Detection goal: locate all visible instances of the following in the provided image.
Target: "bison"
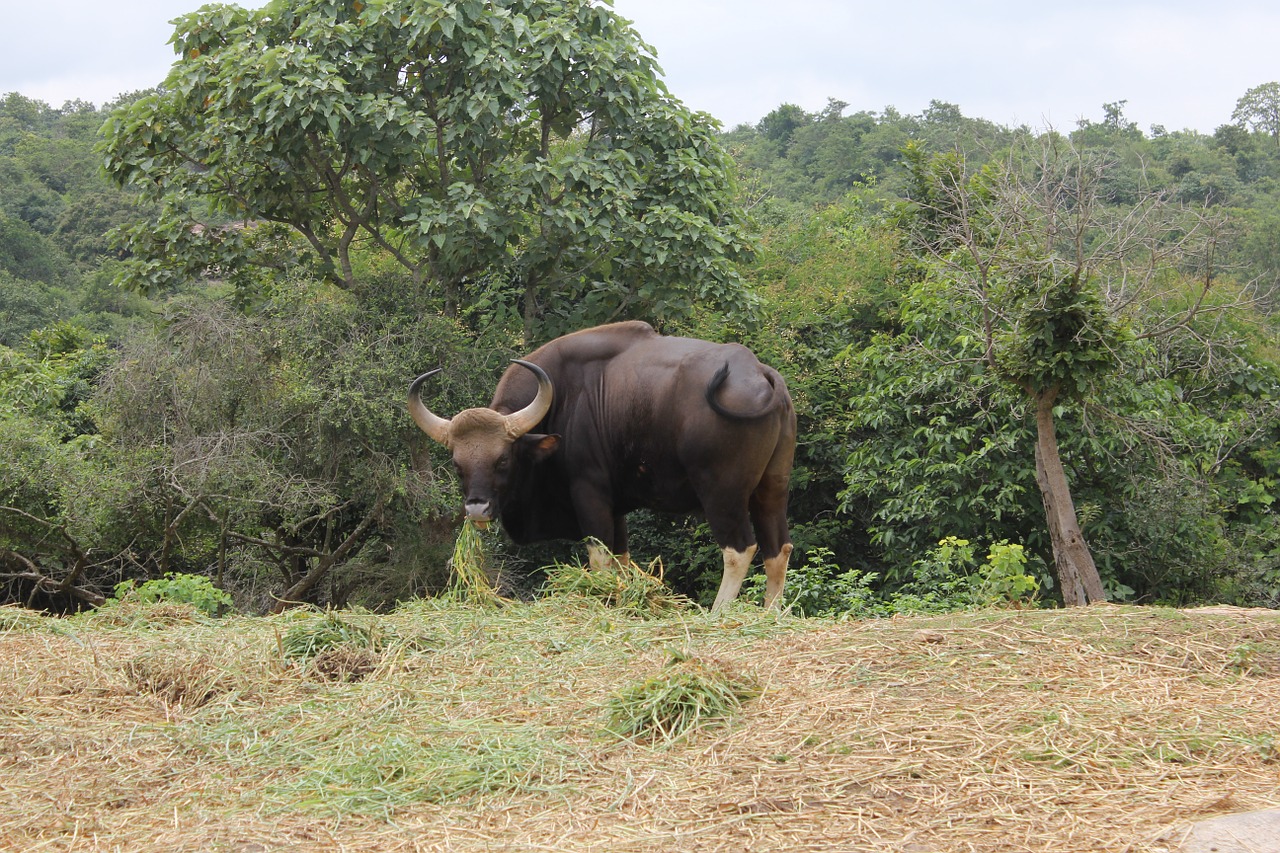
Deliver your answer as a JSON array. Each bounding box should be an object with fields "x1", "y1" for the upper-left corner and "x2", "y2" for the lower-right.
[{"x1": 408, "y1": 321, "x2": 796, "y2": 610}]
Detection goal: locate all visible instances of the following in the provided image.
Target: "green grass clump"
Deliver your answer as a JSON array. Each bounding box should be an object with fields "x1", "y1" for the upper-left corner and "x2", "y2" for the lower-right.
[
  {"x1": 279, "y1": 611, "x2": 379, "y2": 662},
  {"x1": 281, "y1": 723, "x2": 574, "y2": 814},
  {"x1": 0, "y1": 605, "x2": 60, "y2": 633},
  {"x1": 606, "y1": 652, "x2": 760, "y2": 742},
  {"x1": 542, "y1": 553, "x2": 689, "y2": 616}
]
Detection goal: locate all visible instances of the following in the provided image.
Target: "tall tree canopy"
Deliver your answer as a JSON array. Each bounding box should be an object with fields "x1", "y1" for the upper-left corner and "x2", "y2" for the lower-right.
[
  {"x1": 100, "y1": 0, "x2": 753, "y2": 340},
  {"x1": 1233, "y1": 82, "x2": 1280, "y2": 146}
]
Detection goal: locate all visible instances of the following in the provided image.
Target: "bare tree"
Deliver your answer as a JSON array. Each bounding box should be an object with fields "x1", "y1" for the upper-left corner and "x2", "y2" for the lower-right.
[{"x1": 904, "y1": 131, "x2": 1242, "y2": 604}]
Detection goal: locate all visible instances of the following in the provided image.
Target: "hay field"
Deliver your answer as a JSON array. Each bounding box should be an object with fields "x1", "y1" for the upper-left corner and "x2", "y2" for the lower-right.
[{"x1": 2, "y1": 598, "x2": 1278, "y2": 852}]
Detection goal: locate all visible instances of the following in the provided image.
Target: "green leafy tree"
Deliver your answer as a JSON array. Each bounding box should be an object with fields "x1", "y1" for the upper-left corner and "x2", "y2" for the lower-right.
[
  {"x1": 88, "y1": 279, "x2": 497, "y2": 611},
  {"x1": 100, "y1": 0, "x2": 753, "y2": 341},
  {"x1": 756, "y1": 103, "x2": 810, "y2": 143},
  {"x1": 0, "y1": 214, "x2": 73, "y2": 285},
  {"x1": 0, "y1": 325, "x2": 113, "y2": 609},
  {"x1": 1232, "y1": 82, "x2": 1280, "y2": 146}
]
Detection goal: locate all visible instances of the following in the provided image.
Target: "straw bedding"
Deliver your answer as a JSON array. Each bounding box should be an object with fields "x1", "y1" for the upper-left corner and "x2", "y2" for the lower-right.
[{"x1": 1, "y1": 601, "x2": 1277, "y2": 852}]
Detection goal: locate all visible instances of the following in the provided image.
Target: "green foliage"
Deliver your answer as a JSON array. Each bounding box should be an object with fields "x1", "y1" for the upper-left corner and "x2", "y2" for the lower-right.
[
  {"x1": 1232, "y1": 82, "x2": 1280, "y2": 144},
  {"x1": 83, "y1": 282, "x2": 485, "y2": 609},
  {"x1": 744, "y1": 538, "x2": 1041, "y2": 619},
  {"x1": 890, "y1": 537, "x2": 1041, "y2": 613},
  {"x1": 0, "y1": 273, "x2": 66, "y2": 348},
  {"x1": 745, "y1": 546, "x2": 884, "y2": 618},
  {"x1": 605, "y1": 651, "x2": 759, "y2": 742},
  {"x1": 100, "y1": 0, "x2": 754, "y2": 338},
  {"x1": 841, "y1": 300, "x2": 1040, "y2": 564},
  {"x1": 0, "y1": 214, "x2": 73, "y2": 284},
  {"x1": 977, "y1": 542, "x2": 1042, "y2": 605},
  {"x1": 8, "y1": 66, "x2": 1280, "y2": 614},
  {"x1": 889, "y1": 536, "x2": 985, "y2": 613},
  {"x1": 994, "y1": 272, "x2": 1122, "y2": 398},
  {"x1": 113, "y1": 572, "x2": 234, "y2": 616}
]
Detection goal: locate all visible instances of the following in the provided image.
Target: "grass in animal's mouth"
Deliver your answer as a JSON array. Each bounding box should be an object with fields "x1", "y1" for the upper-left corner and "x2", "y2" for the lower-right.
[{"x1": 447, "y1": 519, "x2": 502, "y2": 605}]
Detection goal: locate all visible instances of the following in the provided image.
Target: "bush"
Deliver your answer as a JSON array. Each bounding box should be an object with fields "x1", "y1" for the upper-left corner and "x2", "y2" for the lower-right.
[
  {"x1": 748, "y1": 537, "x2": 1042, "y2": 620},
  {"x1": 114, "y1": 573, "x2": 234, "y2": 616},
  {"x1": 745, "y1": 546, "x2": 885, "y2": 618}
]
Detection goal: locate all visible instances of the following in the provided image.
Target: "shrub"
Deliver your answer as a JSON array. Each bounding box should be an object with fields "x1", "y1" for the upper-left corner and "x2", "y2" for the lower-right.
[
  {"x1": 975, "y1": 541, "x2": 1041, "y2": 606},
  {"x1": 745, "y1": 546, "x2": 886, "y2": 618},
  {"x1": 113, "y1": 572, "x2": 233, "y2": 616}
]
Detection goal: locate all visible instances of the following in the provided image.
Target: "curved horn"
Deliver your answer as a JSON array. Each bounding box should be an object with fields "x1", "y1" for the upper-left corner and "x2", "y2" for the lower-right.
[
  {"x1": 503, "y1": 359, "x2": 554, "y2": 438},
  {"x1": 407, "y1": 368, "x2": 453, "y2": 445}
]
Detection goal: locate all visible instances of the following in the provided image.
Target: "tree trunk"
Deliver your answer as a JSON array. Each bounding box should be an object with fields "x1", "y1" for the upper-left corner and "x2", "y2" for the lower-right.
[{"x1": 1033, "y1": 389, "x2": 1107, "y2": 606}]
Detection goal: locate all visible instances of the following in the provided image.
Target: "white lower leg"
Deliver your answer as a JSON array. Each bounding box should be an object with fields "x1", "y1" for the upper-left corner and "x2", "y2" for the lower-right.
[
  {"x1": 711, "y1": 544, "x2": 758, "y2": 612},
  {"x1": 588, "y1": 543, "x2": 611, "y2": 571},
  {"x1": 762, "y1": 543, "x2": 793, "y2": 609},
  {"x1": 587, "y1": 544, "x2": 631, "y2": 570}
]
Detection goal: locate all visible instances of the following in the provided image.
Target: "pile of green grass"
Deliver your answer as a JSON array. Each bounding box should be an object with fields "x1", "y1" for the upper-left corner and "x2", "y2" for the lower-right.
[
  {"x1": 541, "y1": 553, "x2": 690, "y2": 616},
  {"x1": 606, "y1": 650, "x2": 760, "y2": 742}
]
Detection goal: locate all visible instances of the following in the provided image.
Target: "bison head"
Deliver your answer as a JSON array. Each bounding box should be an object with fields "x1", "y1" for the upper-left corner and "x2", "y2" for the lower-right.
[{"x1": 408, "y1": 359, "x2": 558, "y2": 528}]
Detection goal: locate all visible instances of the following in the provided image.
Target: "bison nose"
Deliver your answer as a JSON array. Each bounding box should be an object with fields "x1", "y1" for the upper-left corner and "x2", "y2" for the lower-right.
[{"x1": 464, "y1": 498, "x2": 493, "y2": 523}]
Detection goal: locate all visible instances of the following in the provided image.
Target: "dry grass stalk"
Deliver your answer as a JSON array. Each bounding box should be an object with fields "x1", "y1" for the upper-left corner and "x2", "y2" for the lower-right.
[{"x1": 0, "y1": 602, "x2": 1277, "y2": 851}]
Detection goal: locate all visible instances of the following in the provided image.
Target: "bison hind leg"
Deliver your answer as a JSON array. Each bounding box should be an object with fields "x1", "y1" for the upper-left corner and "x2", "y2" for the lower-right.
[
  {"x1": 762, "y1": 543, "x2": 793, "y2": 608},
  {"x1": 710, "y1": 544, "x2": 758, "y2": 613}
]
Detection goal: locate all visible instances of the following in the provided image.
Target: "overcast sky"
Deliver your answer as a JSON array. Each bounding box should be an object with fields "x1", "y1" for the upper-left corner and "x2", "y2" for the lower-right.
[{"x1": 4, "y1": 1, "x2": 1277, "y2": 134}]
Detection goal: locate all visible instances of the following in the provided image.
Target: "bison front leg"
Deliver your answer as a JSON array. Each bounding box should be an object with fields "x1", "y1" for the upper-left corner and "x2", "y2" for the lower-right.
[
  {"x1": 573, "y1": 482, "x2": 631, "y2": 570},
  {"x1": 711, "y1": 544, "x2": 758, "y2": 613},
  {"x1": 587, "y1": 542, "x2": 631, "y2": 570}
]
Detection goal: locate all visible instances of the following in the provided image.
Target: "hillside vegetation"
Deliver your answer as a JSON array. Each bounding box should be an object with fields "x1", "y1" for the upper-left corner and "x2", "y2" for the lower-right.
[
  {"x1": 3, "y1": 2, "x2": 1280, "y2": 613},
  {"x1": 2, "y1": 597, "x2": 1278, "y2": 851}
]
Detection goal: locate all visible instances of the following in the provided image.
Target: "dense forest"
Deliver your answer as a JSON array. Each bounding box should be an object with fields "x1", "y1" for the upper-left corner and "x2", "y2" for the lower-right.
[{"x1": 4, "y1": 0, "x2": 1280, "y2": 614}]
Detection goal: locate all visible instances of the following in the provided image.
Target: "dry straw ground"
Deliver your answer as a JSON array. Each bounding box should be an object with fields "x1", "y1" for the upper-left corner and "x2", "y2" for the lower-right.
[{"x1": 2, "y1": 598, "x2": 1278, "y2": 852}]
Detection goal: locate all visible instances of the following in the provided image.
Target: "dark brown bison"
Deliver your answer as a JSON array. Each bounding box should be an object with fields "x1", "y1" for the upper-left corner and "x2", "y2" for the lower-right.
[{"x1": 408, "y1": 321, "x2": 796, "y2": 610}]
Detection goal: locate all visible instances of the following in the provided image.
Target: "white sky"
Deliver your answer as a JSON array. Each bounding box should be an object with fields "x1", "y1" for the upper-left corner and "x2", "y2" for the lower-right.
[{"x1": 3, "y1": 0, "x2": 1277, "y2": 134}]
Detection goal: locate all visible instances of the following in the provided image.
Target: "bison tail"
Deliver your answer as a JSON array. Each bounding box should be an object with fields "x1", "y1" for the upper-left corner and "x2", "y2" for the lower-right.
[{"x1": 705, "y1": 362, "x2": 781, "y2": 420}]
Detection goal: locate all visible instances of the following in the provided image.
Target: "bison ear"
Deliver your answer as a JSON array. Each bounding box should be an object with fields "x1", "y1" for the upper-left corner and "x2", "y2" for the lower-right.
[{"x1": 519, "y1": 433, "x2": 560, "y2": 461}]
